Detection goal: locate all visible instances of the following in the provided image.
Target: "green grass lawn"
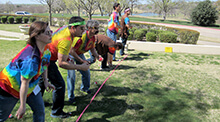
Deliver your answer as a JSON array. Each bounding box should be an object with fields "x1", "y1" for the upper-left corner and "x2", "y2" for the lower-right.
[{"x1": 1, "y1": 40, "x2": 219, "y2": 122}]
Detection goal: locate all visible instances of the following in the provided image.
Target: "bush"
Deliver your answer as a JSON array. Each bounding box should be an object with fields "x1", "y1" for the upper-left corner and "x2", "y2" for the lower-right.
[
  {"x1": 191, "y1": 0, "x2": 218, "y2": 26},
  {"x1": 23, "y1": 17, "x2": 29, "y2": 23},
  {"x1": 1, "y1": 16, "x2": 7, "y2": 23},
  {"x1": 8, "y1": 16, "x2": 14, "y2": 24},
  {"x1": 159, "y1": 31, "x2": 178, "y2": 43},
  {"x1": 178, "y1": 30, "x2": 200, "y2": 44},
  {"x1": 29, "y1": 17, "x2": 36, "y2": 22},
  {"x1": 134, "y1": 29, "x2": 145, "y2": 41},
  {"x1": 15, "y1": 16, "x2": 22, "y2": 24},
  {"x1": 146, "y1": 32, "x2": 157, "y2": 42},
  {"x1": 127, "y1": 31, "x2": 134, "y2": 40}
]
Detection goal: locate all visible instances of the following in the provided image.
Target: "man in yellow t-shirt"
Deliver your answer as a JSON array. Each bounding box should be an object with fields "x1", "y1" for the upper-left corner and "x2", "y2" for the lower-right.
[
  {"x1": 46, "y1": 16, "x2": 90, "y2": 118},
  {"x1": 67, "y1": 20, "x2": 102, "y2": 104}
]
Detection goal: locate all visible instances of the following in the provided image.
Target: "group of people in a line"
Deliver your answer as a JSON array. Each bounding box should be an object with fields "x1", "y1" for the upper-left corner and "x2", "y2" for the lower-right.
[{"x1": 0, "y1": 2, "x2": 132, "y2": 121}]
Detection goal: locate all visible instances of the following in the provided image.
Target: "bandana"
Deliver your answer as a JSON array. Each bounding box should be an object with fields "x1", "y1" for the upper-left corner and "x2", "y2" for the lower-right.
[
  {"x1": 124, "y1": 8, "x2": 130, "y2": 13},
  {"x1": 69, "y1": 21, "x2": 86, "y2": 26}
]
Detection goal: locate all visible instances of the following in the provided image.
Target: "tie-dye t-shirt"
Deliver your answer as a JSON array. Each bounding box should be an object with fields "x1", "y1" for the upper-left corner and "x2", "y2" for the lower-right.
[
  {"x1": 108, "y1": 12, "x2": 120, "y2": 34},
  {"x1": 72, "y1": 31, "x2": 95, "y2": 55},
  {"x1": 0, "y1": 44, "x2": 51, "y2": 98},
  {"x1": 49, "y1": 26, "x2": 73, "y2": 61}
]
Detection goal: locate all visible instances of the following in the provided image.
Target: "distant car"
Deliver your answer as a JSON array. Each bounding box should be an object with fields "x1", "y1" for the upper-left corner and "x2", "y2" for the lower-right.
[{"x1": 15, "y1": 11, "x2": 32, "y2": 15}]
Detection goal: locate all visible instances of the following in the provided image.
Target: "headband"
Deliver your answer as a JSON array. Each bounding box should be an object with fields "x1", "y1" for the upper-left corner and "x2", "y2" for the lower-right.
[
  {"x1": 69, "y1": 21, "x2": 85, "y2": 26},
  {"x1": 124, "y1": 8, "x2": 130, "y2": 13}
]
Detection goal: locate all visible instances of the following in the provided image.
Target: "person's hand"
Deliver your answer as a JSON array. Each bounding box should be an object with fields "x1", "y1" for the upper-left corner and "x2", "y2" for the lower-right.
[
  {"x1": 98, "y1": 55, "x2": 103, "y2": 62},
  {"x1": 80, "y1": 62, "x2": 90, "y2": 71},
  {"x1": 44, "y1": 81, "x2": 55, "y2": 92},
  {"x1": 82, "y1": 60, "x2": 90, "y2": 65},
  {"x1": 16, "y1": 105, "x2": 26, "y2": 119}
]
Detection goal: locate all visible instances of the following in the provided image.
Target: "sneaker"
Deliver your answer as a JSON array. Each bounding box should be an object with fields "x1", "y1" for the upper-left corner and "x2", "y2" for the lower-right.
[
  {"x1": 68, "y1": 98, "x2": 76, "y2": 105},
  {"x1": 50, "y1": 111, "x2": 70, "y2": 118},
  {"x1": 80, "y1": 89, "x2": 91, "y2": 94},
  {"x1": 113, "y1": 59, "x2": 119, "y2": 61}
]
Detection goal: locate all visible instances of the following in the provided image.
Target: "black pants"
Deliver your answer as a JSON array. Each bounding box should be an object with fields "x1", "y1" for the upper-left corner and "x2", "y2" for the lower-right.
[
  {"x1": 101, "y1": 53, "x2": 108, "y2": 68},
  {"x1": 39, "y1": 61, "x2": 65, "y2": 114}
]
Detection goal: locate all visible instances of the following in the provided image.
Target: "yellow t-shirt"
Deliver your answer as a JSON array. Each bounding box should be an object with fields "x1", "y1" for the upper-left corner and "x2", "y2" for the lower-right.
[{"x1": 49, "y1": 26, "x2": 73, "y2": 61}]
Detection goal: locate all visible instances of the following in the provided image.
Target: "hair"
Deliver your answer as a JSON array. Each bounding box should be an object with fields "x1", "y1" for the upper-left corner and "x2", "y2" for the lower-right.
[
  {"x1": 86, "y1": 20, "x2": 99, "y2": 30},
  {"x1": 124, "y1": 7, "x2": 130, "y2": 12},
  {"x1": 27, "y1": 21, "x2": 48, "y2": 47},
  {"x1": 68, "y1": 16, "x2": 85, "y2": 29},
  {"x1": 115, "y1": 42, "x2": 123, "y2": 49},
  {"x1": 113, "y1": 3, "x2": 120, "y2": 10}
]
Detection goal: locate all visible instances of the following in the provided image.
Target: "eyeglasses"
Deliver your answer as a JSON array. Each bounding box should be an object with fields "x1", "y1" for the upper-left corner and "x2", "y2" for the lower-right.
[
  {"x1": 92, "y1": 27, "x2": 99, "y2": 30},
  {"x1": 44, "y1": 30, "x2": 53, "y2": 36}
]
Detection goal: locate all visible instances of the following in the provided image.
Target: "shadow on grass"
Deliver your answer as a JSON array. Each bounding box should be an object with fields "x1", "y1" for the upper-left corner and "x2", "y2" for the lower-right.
[
  {"x1": 72, "y1": 82, "x2": 211, "y2": 121},
  {"x1": 73, "y1": 85, "x2": 143, "y2": 121},
  {"x1": 125, "y1": 52, "x2": 153, "y2": 61}
]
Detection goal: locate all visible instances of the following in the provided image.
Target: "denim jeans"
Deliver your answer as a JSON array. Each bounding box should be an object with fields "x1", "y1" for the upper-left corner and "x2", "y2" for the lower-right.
[
  {"x1": 107, "y1": 29, "x2": 117, "y2": 60},
  {"x1": 67, "y1": 54, "x2": 91, "y2": 101},
  {"x1": 47, "y1": 61, "x2": 66, "y2": 115},
  {"x1": 0, "y1": 91, "x2": 45, "y2": 122},
  {"x1": 120, "y1": 37, "x2": 127, "y2": 55}
]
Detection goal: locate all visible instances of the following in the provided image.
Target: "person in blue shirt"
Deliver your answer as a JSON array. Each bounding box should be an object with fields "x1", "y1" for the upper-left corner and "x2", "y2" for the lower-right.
[{"x1": 119, "y1": 7, "x2": 132, "y2": 56}]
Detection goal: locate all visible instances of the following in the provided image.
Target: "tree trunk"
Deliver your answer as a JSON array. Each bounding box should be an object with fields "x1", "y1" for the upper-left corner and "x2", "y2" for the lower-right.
[
  {"x1": 78, "y1": 7, "x2": 80, "y2": 16},
  {"x1": 49, "y1": 4, "x2": 52, "y2": 26},
  {"x1": 98, "y1": 4, "x2": 103, "y2": 16}
]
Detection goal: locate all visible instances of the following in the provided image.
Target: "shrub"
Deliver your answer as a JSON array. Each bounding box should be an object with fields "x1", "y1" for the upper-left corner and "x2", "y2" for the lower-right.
[
  {"x1": 148, "y1": 29, "x2": 163, "y2": 35},
  {"x1": 178, "y1": 30, "x2": 200, "y2": 44},
  {"x1": 23, "y1": 17, "x2": 29, "y2": 23},
  {"x1": 29, "y1": 17, "x2": 36, "y2": 22},
  {"x1": 146, "y1": 32, "x2": 157, "y2": 42},
  {"x1": 15, "y1": 16, "x2": 22, "y2": 24},
  {"x1": 191, "y1": 0, "x2": 218, "y2": 26},
  {"x1": 127, "y1": 31, "x2": 134, "y2": 40},
  {"x1": 159, "y1": 31, "x2": 178, "y2": 43},
  {"x1": 1, "y1": 16, "x2": 7, "y2": 23},
  {"x1": 134, "y1": 29, "x2": 145, "y2": 41},
  {"x1": 141, "y1": 28, "x2": 148, "y2": 34},
  {"x1": 8, "y1": 16, "x2": 14, "y2": 24}
]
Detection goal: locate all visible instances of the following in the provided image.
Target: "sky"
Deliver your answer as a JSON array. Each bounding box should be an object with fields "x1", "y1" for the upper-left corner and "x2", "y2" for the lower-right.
[
  {"x1": 0, "y1": 0, "x2": 218, "y2": 4},
  {"x1": 0, "y1": 0, "x2": 40, "y2": 4}
]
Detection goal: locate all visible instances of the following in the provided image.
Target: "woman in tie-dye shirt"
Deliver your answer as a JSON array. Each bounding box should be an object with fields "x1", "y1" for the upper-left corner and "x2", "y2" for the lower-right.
[{"x1": 0, "y1": 21, "x2": 55, "y2": 122}]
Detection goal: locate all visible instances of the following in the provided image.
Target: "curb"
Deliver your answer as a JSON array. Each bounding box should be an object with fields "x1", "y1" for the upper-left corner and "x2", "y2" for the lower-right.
[{"x1": 119, "y1": 40, "x2": 220, "y2": 55}]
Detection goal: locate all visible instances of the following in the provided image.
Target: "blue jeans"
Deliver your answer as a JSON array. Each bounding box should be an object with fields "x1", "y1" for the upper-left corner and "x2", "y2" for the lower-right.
[
  {"x1": 120, "y1": 37, "x2": 127, "y2": 55},
  {"x1": 0, "y1": 90, "x2": 44, "y2": 122},
  {"x1": 107, "y1": 29, "x2": 117, "y2": 60},
  {"x1": 67, "y1": 54, "x2": 91, "y2": 101}
]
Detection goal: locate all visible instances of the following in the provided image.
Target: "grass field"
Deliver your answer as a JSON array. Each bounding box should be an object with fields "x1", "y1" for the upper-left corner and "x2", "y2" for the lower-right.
[{"x1": 1, "y1": 40, "x2": 219, "y2": 122}]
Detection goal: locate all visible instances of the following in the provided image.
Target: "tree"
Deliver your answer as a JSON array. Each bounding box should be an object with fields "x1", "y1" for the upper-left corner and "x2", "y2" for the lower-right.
[
  {"x1": 78, "y1": 0, "x2": 99, "y2": 19},
  {"x1": 148, "y1": 0, "x2": 175, "y2": 20},
  {"x1": 63, "y1": 0, "x2": 80, "y2": 16},
  {"x1": 129, "y1": 0, "x2": 139, "y2": 15},
  {"x1": 191, "y1": 0, "x2": 218, "y2": 26},
  {"x1": 36, "y1": 0, "x2": 55, "y2": 26},
  {"x1": 5, "y1": 1, "x2": 14, "y2": 13},
  {"x1": 52, "y1": 0, "x2": 66, "y2": 13}
]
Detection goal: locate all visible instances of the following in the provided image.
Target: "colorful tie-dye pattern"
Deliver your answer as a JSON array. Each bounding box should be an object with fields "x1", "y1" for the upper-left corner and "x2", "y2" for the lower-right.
[
  {"x1": 72, "y1": 31, "x2": 95, "y2": 55},
  {"x1": 49, "y1": 26, "x2": 73, "y2": 61},
  {"x1": 108, "y1": 12, "x2": 120, "y2": 34},
  {"x1": 0, "y1": 44, "x2": 51, "y2": 98}
]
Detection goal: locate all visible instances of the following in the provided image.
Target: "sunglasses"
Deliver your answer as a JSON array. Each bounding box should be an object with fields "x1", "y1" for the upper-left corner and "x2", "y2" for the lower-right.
[
  {"x1": 44, "y1": 30, "x2": 53, "y2": 36},
  {"x1": 92, "y1": 27, "x2": 99, "y2": 30}
]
